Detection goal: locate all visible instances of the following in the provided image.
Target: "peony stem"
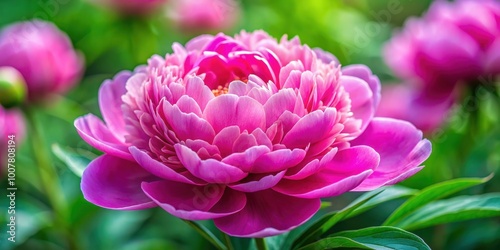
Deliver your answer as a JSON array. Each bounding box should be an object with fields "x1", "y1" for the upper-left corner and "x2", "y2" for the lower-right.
[
  {"x1": 23, "y1": 106, "x2": 78, "y2": 250},
  {"x1": 182, "y1": 220, "x2": 227, "y2": 250},
  {"x1": 255, "y1": 238, "x2": 268, "y2": 250},
  {"x1": 223, "y1": 233, "x2": 234, "y2": 250}
]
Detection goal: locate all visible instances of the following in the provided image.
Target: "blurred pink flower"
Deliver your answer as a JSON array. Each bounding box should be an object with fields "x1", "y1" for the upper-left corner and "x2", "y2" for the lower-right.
[
  {"x1": 382, "y1": 0, "x2": 500, "y2": 131},
  {"x1": 0, "y1": 106, "x2": 25, "y2": 175},
  {"x1": 168, "y1": 0, "x2": 239, "y2": 32},
  {"x1": 75, "y1": 31, "x2": 431, "y2": 237},
  {"x1": 91, "y1": 0, "x2": 168, "y2": 15},
  {"x1": 385, "y1": 0, "x2": 500, "y2": 84},
  {"x1": 0, "y1": 20, "x2": 83, "y2": 102},
  {"x1": 376, "y1": 83, "x2": 455, "y2": 132}
]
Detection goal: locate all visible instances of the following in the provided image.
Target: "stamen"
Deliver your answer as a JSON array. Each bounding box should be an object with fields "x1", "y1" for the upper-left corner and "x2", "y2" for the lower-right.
[{"x1": 212, "y1": 85, "x2": 229, "y2": 96}]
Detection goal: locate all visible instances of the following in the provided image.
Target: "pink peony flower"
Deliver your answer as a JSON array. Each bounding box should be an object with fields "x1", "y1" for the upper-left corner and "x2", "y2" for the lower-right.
[
  {"x1": 75, "y1": 31, "x2": 431, "y2": 237},
  {"x1": 0, "y1": 20, "x2": 83, "y2": 102},
  {"x1": 90, "y1": 0, "x2": 168, "y2": 15},
  {"x1": 0, "y1": 106, "x2": 25, "y2": 175},
  {"x1": 384, "y1": 0, "x2": 500, "y2": 84},
  {"x1": 168, "y1": 0, "x2": 240, "y2": 32},
  {"x1": 381, "y1": 0, "x2": 500, "y2": 131}
]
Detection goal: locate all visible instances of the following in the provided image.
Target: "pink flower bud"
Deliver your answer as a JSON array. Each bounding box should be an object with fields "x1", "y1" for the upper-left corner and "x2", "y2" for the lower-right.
[
  {"x1": 0, "y1": 67, "x2": 27, "y2": 108},
  {"x1": 0, "y1": 20, "x2": 83, "y2": 102}
]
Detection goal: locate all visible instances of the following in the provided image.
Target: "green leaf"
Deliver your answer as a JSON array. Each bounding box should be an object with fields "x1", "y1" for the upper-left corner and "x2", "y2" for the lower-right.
[
  {"x1": 183, "y1": 220, "x2": 227, "y2": 250},
  {"x1": 383, "y1": 176, "x2": 492, "y2": 226},
  {"x1": 292, "y1": 189, "x2": 384, "y2": 249},
  {"x1": 121, "y1": 239, "x2": 176, "y2": 250},
  {"x1": 299, "y1": 227, "x2": 430, "y2": 250},
  {"x1": 320, "y1": 201, "x2": 332, "y2": 209},
  {"x1": 346, "y1": 185, "x2": 418, "y2": 219},
  {"x1": 393, "y1": 193, "x2": 500, "y2": 230},
  {"x1": 52, "y1": 144, "x2": 95, "y2": 177}
]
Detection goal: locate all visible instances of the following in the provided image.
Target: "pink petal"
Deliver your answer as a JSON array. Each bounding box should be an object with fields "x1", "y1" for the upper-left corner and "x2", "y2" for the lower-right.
[
  {"x1": 81, "y1": 155, "x2": 157, "y2": 210},
  {"x1": 163, "y1": 101, "x2": 215, "y2": 143},
  {"x1": 263, "y1": 88, "x2": 300, "y2": 128},
  {"x1": 342, "y1": 65, "x2": 381, "y2": 109},
  {"x1": 214, "y1": 189, "x2": 320, "y2": 237},
  {"x1": 485, "y1": 38, "x2": 500, "y2": 75},
  {"x1": 279, "y1": 62, "x2": 304, "y2": 89},
  {"x1": 213, "y1": 126, "x2": 241, "y2": 157},
  {"x1": 229, "y1": 171, "x2": 286, "y2": 192},
  {"x1": 251, "y1": 128, "x2": 273, "y2": 150},
  {"x1": 285, "y1": 148, "x2": 338, "y2": 180},
  {"x1": 247, "y1": 87, "x2": 272, "y2": 105},
  {"x1": 272, "y1": 146, "x2": 378, "y2": 198},
  {"x1": 142, "y1": 181, "x2": 246, "y2": 220},
  {"x1": 98, "y1": 71, "x2": 131, "y2": 139},
  {"x1": 251, "y1": 148, "x2": 306, "y2": 173},
  {"x1": 74, "y1": 114, "x2": 133, "y2": 161},
  {"x1": 281, "y1": 108, "x2": 337, "y2": 149},
  {"x1": 175, "y1": 95, "x2": 202, "y2": 117},
  {"x1": 184, "y1": 76, "x2": 214, "y2": 111},
  {"x1": 130, "y1": 146, "x2": 205, "y2": 185},
  {"x1": 222, "y1": 146, "x2": 270, "y2": 172},
  {"x1": 203, "y1": 95, "x2": 266, "y2": 133},
  {"x1": 175, "y1": 144, "x2": 248, "y2": 183},
  {"x1": 352, "y1": 118, "x2": 431, "y2": 191},
  {"x1": 232, "y1": 132, "x2": 258, "y2": 153},
  {"x1": 340, "y1": 75, "x2": 374, "y2": 132},
  {"x1": 313, "y1": 47, "x2": 339, "y2": 64}
]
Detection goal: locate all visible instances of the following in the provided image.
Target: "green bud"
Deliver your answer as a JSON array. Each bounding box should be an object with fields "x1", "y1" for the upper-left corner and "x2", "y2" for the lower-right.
[{"x1": 0, "y1": 66, "x2": 27, "y2": 108}]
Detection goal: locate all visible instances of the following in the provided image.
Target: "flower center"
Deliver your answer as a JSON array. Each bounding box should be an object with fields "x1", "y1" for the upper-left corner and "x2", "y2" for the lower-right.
[
  {"x1": 212, "y1": 85, "x2": 229, "y2": 96},
  {"x1": 210, "y1": 76, "x2": 249, "y2": 97}
]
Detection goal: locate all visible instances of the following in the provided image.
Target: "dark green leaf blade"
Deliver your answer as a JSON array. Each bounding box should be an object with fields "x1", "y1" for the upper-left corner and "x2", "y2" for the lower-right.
[
  {"x1": 347, "y1": 185, "x2": 418, "y2": 219},
  {"x1": 299, "y1": 226, "x2": 430, "y2": 250},
  {"x1": 394, "y1": 193, "x2": 500, "y2": 231},
  {"x1": 52, "y1": 144, "x2": 95, "y2": 177},
  {"x1": 182, "y1": 220, "x2": 227, "y2": 250},
  {"x1": 292, "y1": 189, "x2": 384, "y2": 249},
  {"x1": 383, "y1": 176, "x2": 492, "y2": 226}
]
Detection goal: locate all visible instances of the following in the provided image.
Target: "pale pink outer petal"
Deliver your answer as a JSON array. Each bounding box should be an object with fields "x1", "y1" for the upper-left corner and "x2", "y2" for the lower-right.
[
  {"x1": 272, "y1": 146, "x2": 378, "y2": 198},
  {"x1": 214, "y1": 189, "x2": 320, "y2": 237},
  {"x1": 142, "y1": 180, "x2": 246, "y2": 220},
  {"x1": 352, "y1": 117, "x2": 432, "y2": 191},
  {"x1": 81, "y1": 155, "x2": 157, "y2": 210},
  {"x1": 74, "y1": 114, "x2": 133, "y2": 161}
]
